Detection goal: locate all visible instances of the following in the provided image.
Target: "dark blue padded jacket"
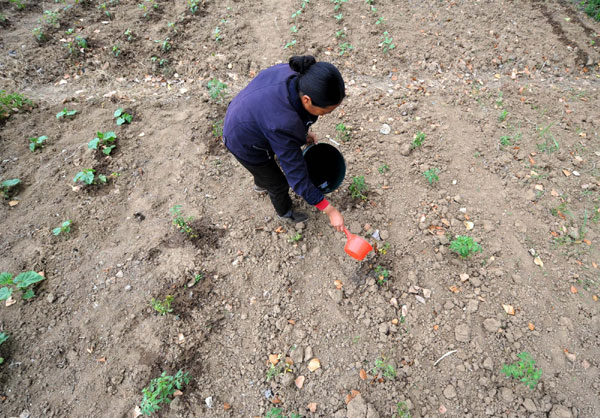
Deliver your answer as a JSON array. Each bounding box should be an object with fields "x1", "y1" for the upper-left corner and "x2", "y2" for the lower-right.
[{"x1": 223, "y1": 63, "x2": 325, "y2": 206}]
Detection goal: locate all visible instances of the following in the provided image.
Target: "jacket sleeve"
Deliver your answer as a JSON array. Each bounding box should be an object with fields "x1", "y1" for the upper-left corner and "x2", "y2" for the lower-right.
[{"x1": 266, "y1": 128, "x2": 326, "y2": 207}]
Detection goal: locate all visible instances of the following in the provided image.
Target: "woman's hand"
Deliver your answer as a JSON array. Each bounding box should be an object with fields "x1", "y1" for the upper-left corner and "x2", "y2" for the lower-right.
[
  {"x1": 324, "y1": 205, "x2": 344, "y2": 232},
  {"x1": 306, "y1": 130, "x2": 318, "y2": 145}
]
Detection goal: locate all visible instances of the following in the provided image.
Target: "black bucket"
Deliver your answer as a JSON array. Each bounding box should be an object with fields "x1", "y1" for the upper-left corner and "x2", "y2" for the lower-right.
[{"x1": 302, "y1": 143, "x2": 346, "y2": 194}]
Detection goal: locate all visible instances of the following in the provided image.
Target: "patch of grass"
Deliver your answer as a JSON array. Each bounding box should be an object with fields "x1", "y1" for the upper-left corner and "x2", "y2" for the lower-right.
[
  {"x1": 450, "y1": 235, "x2": 482, "y2": 258},
  {"x1": 501, "y1": 352, "x2": 542, "y2": 390},
  {"x1": 581, "y1": 0, "x2": 600, "y2": 20},
  {"x1": 140, "y1": 370, "x2": 190, "y2": 416},
  {"x1": 265, "y1": 408, "x2": 301, "y2": 418},
  {"x1": 349, "y1": 176, "x2": 368, "y2": 200},
  {"x1": 151, "y1": 295, "x2": 174, "y2": 315},
  {"x1": 498, "y1": 109, "x2": 509, "y2": 122}
]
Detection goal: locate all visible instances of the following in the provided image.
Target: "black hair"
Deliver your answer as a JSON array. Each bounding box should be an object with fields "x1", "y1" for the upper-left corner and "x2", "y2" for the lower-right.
[{"x1": 289, "y1": 55, "x2": 345, "y2": 108}]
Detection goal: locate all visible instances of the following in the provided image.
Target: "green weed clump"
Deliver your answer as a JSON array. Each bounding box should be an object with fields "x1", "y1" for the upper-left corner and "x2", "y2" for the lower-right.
[
  {"x1": 114, "y1": 108, "x2": 132, "y2": 125},
  {"x1": 74, "y1": 169, "x2": 107, "y2": 186},
  {"x1": 450, "y1": 235, "x2": 482, "y2": 258},
  {"x1": 372, "y1": 357, "x2": 396, "y2": 380},
  {"x1": 140, "y1": 370, "x2": 191, "y2": 416},
  {"x1": 29, "y1": 135, "x2": 47, "y2": 152},
  {"x1": 349, "y1": 176, "x2": 368, "y2": 200},
  {"x1": 207, "y1": 79, "x2": 227, "y2": 102},
  {"x1": 53, "y1": 220, "x2": 72, "y2": 236},
  {"x1": 501, "y1": 352, "x2": 542, "y2": 389},
  {"x1": 88, "y1": 131, "x2": 117, "y2": 155},
  {"x1": 170, "y1": 205, "x2": 198, "y2": 238},
  {"x1": 411, "y1": 132, "x2": 425, "y2": 149},
  {"x1": 151, "y1": 295, "x2": 174, "y2": 315},
  {"x1": 397, "y1": 401, "x2": 411, "y2": 418},
  {"x1": 266, "y1": 408, "x2": 301, "y2": 418},
  {"x1": 374, "y1": 265, "x2": 389, "y2": 285},
  {"x1": 1, "y1": 90, "x2": 32, "y2": 122},
  {"x1": 582, "y1": 0, "x2": 600, "y2": 20},
  {"x1": 423, "y1": 168, "x2": 439, "y2": 184},
  {"x1": 0, "y1": 271, "x2": 46, "y2": 301}
]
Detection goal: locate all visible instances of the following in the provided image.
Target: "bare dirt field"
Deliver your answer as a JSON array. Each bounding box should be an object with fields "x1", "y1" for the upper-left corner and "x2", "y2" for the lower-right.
[{"x1": 1, "y1": 0, "x2": 599, "y2": 417}]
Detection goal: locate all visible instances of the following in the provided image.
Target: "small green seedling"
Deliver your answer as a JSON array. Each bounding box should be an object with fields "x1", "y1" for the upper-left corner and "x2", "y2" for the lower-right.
[
  {"x1": 0, "y1": 332, "x2": 8, "y2": 365},
  {"x1": 378, "y1": 242, "x2": 390, "y2": 254},
  {"x1": 288, "y1": 232, "x2": 302, "y2": 243},
  {"x1": 114, "y1": 108, "x2": 132, "y2": 125},
  {"x1": 0, "y1": 271, "x2": 46, "y2": 301},
  {"x1": 89, "y1": 131, "x2": 117, "y2": 155},
  {"x1": 124, "y1": 28, "x2": 134, "y2": 41},
  {"x1": 112, "y1": 45, "x2": 121, "y2": 57},
  {"x1": 1, "y1": 178, "x2": 20, "y2": 198},
  {"x1": 194, "y1": 273, "x2": 204, "y2": 284},
  {"x1": 140, "y1": 370, "x2": 191, "y2": 416},
  {"x1": 9, "y1": 0, "x2": 25, "y2": 10},
  {"x1": 43, "y1": 10, "x2": 60, "y2": 28},
  {"x1": 498, "y1": 109, "x2": 509, "y2": 122},
  {"x1": 284, "y1": 39, "x2": 297, "y2": 49},
  {"x1": 423, "y1": 168, "x2": 439, "y2": 184},
  {"x1": 170, "y1": 205, "x2": 198, "y2": 238},
  {"x1": 156, "y1": 38, "x2": 171, "y2": 52},
  {"x1": 52, "y1": 220, "x2": 72, "y2": 236},
  {"x1": 374, "y1": 265, "x2": 389, "y2": 285},
  {"x1": 266, "y1": 355, "x2": 292, "y2": 382},
  {"x1": 266, "y1": 408, "x2": 301, "y2": 418},
  {"x1": 212, "y1": 119, "x2": 223, "y2": 138},
  {"x1": 33, "y1": 27, "x2": 46, "y2": 43},
  {"x1": 450, "y1": 235, "x2": 482, "y2": 258},
  {"x1": 188, "y1": 0, "x2": 200, "y2": 14},
  {"x1": 73, "y1": 169, "x2": 107, "y2": 185},
  {"x1": 501, "y1": 352, "x2": 542, "y2": 390},
  {"x1": 334, "y1": 12, "x2": 343, "y2": 21},
  {"x1": 335, "y1": 123, "x2": 350, "y2": 141},
  {"x1": 29, "y1": 135, "x2": 47, "y2": 152},
  {"x1": 151, "y1": 295, "x2": 174, "y2": 315},
  {"x1": 397, "y1": 401, "x2": 411, "y2": 418},
  {"x1": 290, "y1": 25, "x2": 298, "y2": 33},
  {"x1": 339, "y1": 42, "x2": 354, "y2": 56},
  {"x1": 207, "y1": 78, "x2": 228, "y2": 102},
  {"x1": 372, "y1": 357, "x2": 396, "y2": 380},
  {"x1": 335, "y1": 29, "x2": 346, "y2": 39},
  {"x1": 1, "y1": 90, "x2": 32, "y2": 121},
  {"x1": 499, "y1": 135, "x2": 512, "y2": 147},
  {"x1": 380, "y1": 31, "x2": 395, "y2": 53},
  {"x1": 349, "y1": 176, "x2": 368, "y2": 200},
  {"x1": 213, "y1": 26, "x2": 222, "y2": 41},
  {"x1": 378, "y1": 164, "x2": 389, "y2": 174},
  {"x1": 56, "y1": 108, "x2": 77, "y2": 119},
  {"x1": 375, "y1": 16, "x2": 385, "y2": 25},
  {"x1": 412, "y1": 131, "x2": 425, "y2": 148}
]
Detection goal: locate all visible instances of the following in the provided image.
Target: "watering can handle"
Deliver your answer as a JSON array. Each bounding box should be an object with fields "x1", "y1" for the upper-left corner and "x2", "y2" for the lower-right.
[{"x1": 343, "y1": 227, "x2": 351, "y2": 239}]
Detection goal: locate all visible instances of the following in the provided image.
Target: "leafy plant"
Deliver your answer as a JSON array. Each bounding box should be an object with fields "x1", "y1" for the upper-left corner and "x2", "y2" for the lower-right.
[
  {"x1": 0, "y1": 271, "x2": 46, "y2": 301},
  {"x1": 349, "y1": 176, "x2": 368, "y2": 200},
  {"x1": 73, "y1": 169, "x2": 107, "y2": 185},
  {"x1": 450, "y1": 235, "x2": 482, "y2": 258},
  {"x1": 56, "y1": 108, "x2": 77, "y2": 119},
  {"x1": 156, "y1": 38, "x2": 171, "y2": 52},
  {"x1": 288, "y1": 232, "x2": 302, "y2": 243},
  {"x1": 52, "y1": 220, "x2": 72, "y2": 236},
  {"x1": 114, "y1": 108, "x2": 132, "y2": 125},
  {"x1": 138, "y1": 0, "x2": 159, "y2": 19},
  {"x1": 1, "y1": 90, "x2": 32, "y2": 122},
  {"x1": 151, "y1": 295, "x2": 174, "y2": 315},
  {"x1": 397, "y1": 401, "x2": 411, "y2": 418},
  {"x1": 335, "y1": 29, "x2": 346, "y2": 39},
  {"x1": 213, "y1": 26, "x2": 222, "y2": 41},
  {"x1": 124, "y1": 28, "x2": 134, "y2": 41},
  {"x1": 140, "y1": 370, "x2": 191, "y2": 416},
  {"x1": 265, "y1": 408, "x2": 301, "y2": 418},
  {"x1": 378, "y1": 164, "x2": 389, "y2": 174},
  {"x1": 1, "y1": 178, "x2": 20, "y2": 198},
  {"x1": 212, "y1": 119, "x2": 223, "y2": 138},
  {"x1": 188, "y1": 0, "x2": 201, "y2": 14},
  {"x1": 375, "y1": 16, "x2": 385, "y2": 25},
  {"x1": 378, "y1": 242, "x2": 390, "y2": 254},
  {"x1": 170, "y1": 205, "x2": 198, "y2": 238},
  {"x1": 339, "y1": 42, "x2": 354, "y2": 56},
  {"x1": 29, "y1": 135, "x2": 47, "y2": 152},
  {"x1": 380, "y1": 31, "x2": 395, "y2": 53},
  {"x1": 9, "y1": 0, "x2": 25, "y2": 10},
  {"x1": 112, "y1": 45, "x2": 121, "y2": 57},
  {"x1": 411, "y1": 131, "x2": 425, "y2": 148},
  {"x1": 334, "y1": 12, "x2": 343, "y2": 21},
  {"x1": 499, "y1": 135, "x2": 512, "y2": 147},
  {"x1": 290, "y1": 25, "x2": 298, "y2": 33},
  {"x1": 582, "y1": 0, "x2": 600, "y2": 21},
  {"x1": 372, "y1": 357, "x2": 396, "y2": 380},
  {"x1": 32, "y1": 27, "x2": 47, "y2": 43},
  {"x1": 423, "y1": 168, "x2": 439, "y2": 184},
  {"x1": 284, "y1": 39, "x2": 297, "y2": 49},
  {"x1": 0, "y1": 332, "x2": 8, "y2": 365},
  {"x1": 335, "y1": 123, "x2": 350, "y2": 142},
  {"x1": 333, "y1": 0, "x2": 348, "y2": 11},
  {"x1": 498, "y1": 109, "x2": 509, "y2": 122},
  {"x1": 374, "y1": 265, "x2": 389, "y2": 285},
  {"x1": 207, "y1": 79, "x2": 227, "y2": 102},
  {"x1": 43, "y1": 10, "x2": 60, "y2": 28},
  {"x1": 266, "y1": 355, "x2": 292, "y2": 382},
  {"x1": 89, "y1": 131, "x2": 117, "y2": 155},
  {"x1": 501, "y1": 352, "x2": 542, "y2": 390}
]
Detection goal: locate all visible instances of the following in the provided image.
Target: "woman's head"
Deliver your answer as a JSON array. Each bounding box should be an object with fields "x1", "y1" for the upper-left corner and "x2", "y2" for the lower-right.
[{"x1": 289, "y1": 55, "x2": 345, "y2": 115}]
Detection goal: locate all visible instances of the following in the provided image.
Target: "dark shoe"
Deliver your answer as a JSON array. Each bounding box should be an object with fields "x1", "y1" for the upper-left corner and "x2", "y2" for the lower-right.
[
  {"x1": 278, "y1": 209, "x2": 309, "y2": 223},
  {"x1": 253, "y1": 185, "x2": 267, "y2": 193}
]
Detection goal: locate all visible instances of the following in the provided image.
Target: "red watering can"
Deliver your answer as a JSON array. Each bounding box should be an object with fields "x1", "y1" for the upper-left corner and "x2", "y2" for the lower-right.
[{"x1": 343, "y1": 227, "x2": 373, "y2": 261}]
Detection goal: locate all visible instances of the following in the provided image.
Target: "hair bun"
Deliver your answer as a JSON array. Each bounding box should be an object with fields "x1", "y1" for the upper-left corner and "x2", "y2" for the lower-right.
[{"x1": 289, "y1": 55, "x2": 317, "y2": 74}]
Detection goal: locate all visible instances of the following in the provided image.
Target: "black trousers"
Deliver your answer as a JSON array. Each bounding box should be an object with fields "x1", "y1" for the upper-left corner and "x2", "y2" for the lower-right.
[{"x1": 232, "y1": 154, "x2": 292, "y2": 216}]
